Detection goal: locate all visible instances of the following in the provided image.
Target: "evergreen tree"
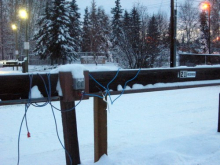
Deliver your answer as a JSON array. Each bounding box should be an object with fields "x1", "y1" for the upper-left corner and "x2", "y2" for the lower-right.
[
  {"x1": 96, "y1": 7, "x2": 111, "y2": 53},
  {"x1": 81, "y1": 7, "x2": 91, "y2": 52},
  {"x1": 33, "y1": 2, "x2": 51, "y2": 59},
  {"x1": 89, "y1": 0, "x2": 99, "y2": 53},
  {"x1": 82, "y1": 0, "x2": 111, "y2": 56},
  {"x1": 130, "y1": 7, "x2": 141, "y2": 68},
  {"x1": 199, "y1": 10, "x2": 209, "y2": 53},
  {"x1": 130, "y1": 7, "x2": 141, "y2": 51},
  {"x1": 122, "y1": 10, "x2": 131, "y2": 34},
  {"x1": 33, "y1": 0, "x2": 77, "y2": 64},
  {"x1": 68, "y1": 0, "x2": 81, "y2": 52},
  {"x1": 146, "y1": 15, "x2": 160, "y2": 68},
  {"x1": 111, "y1": 0, "x2": 123, "y2": 46}
]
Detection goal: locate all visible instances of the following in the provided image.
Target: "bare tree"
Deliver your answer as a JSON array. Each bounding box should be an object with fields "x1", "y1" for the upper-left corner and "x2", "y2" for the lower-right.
[
  {"x1": 210, "y1": 0, "x2": 220, "y2": 38},
  {"x1": 155, "y1": 11, "x2": 170, "y2": 67},
  {"x1": 0, "y1": 0, "x2": 15, "y2": 60},
  {"x1": 178, "y1": 0, "x2": 200, "y2": 51},
  {"x1": 209, "y1": 0, "x2": 220, "y2": 53},
  {"x1": 0, "y1": 0, "x2": 4, "y2": 60}
]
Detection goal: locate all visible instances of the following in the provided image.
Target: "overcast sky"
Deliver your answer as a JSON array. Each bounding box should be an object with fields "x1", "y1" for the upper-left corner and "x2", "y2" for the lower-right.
[
  {"x1": 72, "y1": 0, "x2": 203, "y2": 17},
  {"x1": 76, "y1": 0, "x2": 171, "y2": 15}
]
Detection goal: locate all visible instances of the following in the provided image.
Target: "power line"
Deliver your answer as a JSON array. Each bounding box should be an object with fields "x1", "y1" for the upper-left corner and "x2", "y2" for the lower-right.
[
  {"x1": 133, "y1": 0, "x2": 170, "y2": 8},
  {"x1": 145, "y1": 1, "x2": 170, "y2": 8},
  {"x1": 159, "y1": 0, "x2": 164, "y2": 11}
]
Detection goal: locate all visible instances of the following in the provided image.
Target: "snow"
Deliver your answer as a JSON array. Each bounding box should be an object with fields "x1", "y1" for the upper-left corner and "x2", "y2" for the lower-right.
[
  {"x1": 1, "y1": 63, "x2": 220, "y2": 165},
  {"x1": 31, "y1": 86, "x2": 43, "y2": 98},
  {"x1": 130, "y1": 80, "x2": 220, "y2": 90},
  {"x1": 52, "y1": 64, "x2": 86, "y2": 78},
  {"x1": 117, "y1": 84, "x2": 131, "y2": 91},
  {"x1": 0, "y1": 85, "x2": 220, "y2": 165},
  {"x1": 52, "y1": 64, "x2": 87, "y2": 96}
]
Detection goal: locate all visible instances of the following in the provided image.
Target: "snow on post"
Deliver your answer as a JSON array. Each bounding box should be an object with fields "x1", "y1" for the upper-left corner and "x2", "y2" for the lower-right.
[{"x1": 52, "y1": 64, "x2": 86, "y2": 96}]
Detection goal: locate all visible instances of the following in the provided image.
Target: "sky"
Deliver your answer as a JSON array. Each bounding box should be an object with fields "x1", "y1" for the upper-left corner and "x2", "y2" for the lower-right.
[
  {"x1": 74, "y1": 0, "x2": 202, "y2": 17},
  {"x1": 77, "y1": 0, "x2": 170, "y2": 13},
  {"x1": 76, "y1": 0, "x2": 171, "y2": 16}
]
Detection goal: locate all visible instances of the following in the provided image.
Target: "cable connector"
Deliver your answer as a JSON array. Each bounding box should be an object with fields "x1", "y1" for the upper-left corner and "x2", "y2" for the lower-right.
[
  {"x1": 27, "y1": 132, "x2": 31, "y2": 138},
  {"x1": 73, "y1": 78, "x2": 85, "y2": 90},
  {"x1": 77, "y1": 90, "x2": 84, "y2": 97}
]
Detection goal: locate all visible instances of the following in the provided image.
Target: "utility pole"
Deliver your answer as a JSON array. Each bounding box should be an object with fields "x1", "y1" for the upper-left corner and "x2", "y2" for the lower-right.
[
  {"x1": 174, "y1": 9, "x2": 177, "y2": 66},
  {"x1": 0, "y1": 0, "x2": 4, "y2": 60},
  {"x1": 170, "y1": 0, "x2": 176, "y2": 67},
  {"x1": 208, "y1": 4, "x2": 211, "y2": 54}
]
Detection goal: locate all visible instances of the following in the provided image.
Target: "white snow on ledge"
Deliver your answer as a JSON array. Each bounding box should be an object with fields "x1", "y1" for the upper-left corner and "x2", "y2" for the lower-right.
[
  {"x1": 117, "y1": 79, "x2": 220, "y2": 91},
  {"x1": 31, "y1": 86, "x2": 43, "y2": 98}
]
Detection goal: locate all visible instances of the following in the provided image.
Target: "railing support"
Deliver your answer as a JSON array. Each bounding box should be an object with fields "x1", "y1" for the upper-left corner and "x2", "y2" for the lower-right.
[
  {"x1": 59, "y1": 72, "x2": 81, "y2": 165},
  {"x1": 94, "y1": 97, "x2": 107, "y2": 162},
  {"x1": 218, "y1": 93, "x2": 220, "y2": 132}
]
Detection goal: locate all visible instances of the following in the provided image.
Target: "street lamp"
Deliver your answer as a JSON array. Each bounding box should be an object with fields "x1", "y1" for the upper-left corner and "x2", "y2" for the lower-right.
[
  {"x1": 19, "y1": 8, "x2": 29, "y2": 72},
  {"x1": 201, "y1": 1, "x2": 211, "y2": 54},
  {"x1": 19, "y1": 9, "x2": 28, "y2": 19},
  {"x1": 11, "y1": 24, "x2": 17, "y2": 30},
  {"x1": 11, "y1": 23, "x2": 19, "y2": 60}
]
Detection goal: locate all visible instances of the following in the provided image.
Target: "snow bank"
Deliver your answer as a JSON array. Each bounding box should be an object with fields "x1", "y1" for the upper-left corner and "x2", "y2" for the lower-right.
[{"x1": 94, "y1": 155, "x2": 115, "y2": 165}]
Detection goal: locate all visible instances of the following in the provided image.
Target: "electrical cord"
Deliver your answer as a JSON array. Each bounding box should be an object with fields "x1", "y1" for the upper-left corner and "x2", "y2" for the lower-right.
[
  {"x1": 85, "y1": 68, "x2": 141, "y2": 104},
  {"x1": 17, "y1": 73, "x2": 74, "y2": 165},
  {"x1": 17, "y1": 68, "x2": 141, "y2": 165},
  {"x1": 50, "y1": 103, "x2": 73, "y2": 165},
  {"x1": 17, "y1": 103, "x2": 30, "y2": 165},
  {"x1": 17, "y1": 74, "x2": 33, "y2": 165},
  {"x1": 112, "y1": 68, "x2": 141, "y2": 104}
]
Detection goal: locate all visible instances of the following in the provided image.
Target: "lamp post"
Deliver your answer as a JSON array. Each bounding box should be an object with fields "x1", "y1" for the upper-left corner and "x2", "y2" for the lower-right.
[
  {"x1": 11, "y1": 24, "x2": 19, "y2": 60},
  {"x1": 19, "y1": 8, "x2": 29, "y2": 72},
  {"x1": 201, "y1": 1, "x2": 211, "y2": 54}
]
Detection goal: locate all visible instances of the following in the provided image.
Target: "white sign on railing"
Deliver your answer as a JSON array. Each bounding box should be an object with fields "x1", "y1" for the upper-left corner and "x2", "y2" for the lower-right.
[{"x1": 179, "y1": 71, "x2": 196, "y2": 78}]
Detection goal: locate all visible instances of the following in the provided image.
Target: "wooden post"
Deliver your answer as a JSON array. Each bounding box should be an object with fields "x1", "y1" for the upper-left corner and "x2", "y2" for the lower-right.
[
  {"x1": 94, "y1": 97, "x2": 107, "y2": 162},
  {"x1": 218, "y1": 93, "x2": 220, "y2": 132},
  {"x1": 59, "y1": 72, "x2": 81, "y2": 165},
  {"x1": 22, "y1": 61, "x2": 26, "y2": 73}
]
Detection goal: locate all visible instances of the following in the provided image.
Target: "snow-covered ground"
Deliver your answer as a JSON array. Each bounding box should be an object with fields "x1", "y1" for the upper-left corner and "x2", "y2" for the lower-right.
[{"x1": 1, "y1": 64, "x2": 220, "y2": 165}]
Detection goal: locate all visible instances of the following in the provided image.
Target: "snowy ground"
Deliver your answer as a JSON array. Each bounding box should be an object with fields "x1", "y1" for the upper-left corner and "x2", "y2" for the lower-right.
[{"x1": 1, "y1": 64, "x2": 220, "y2": 165}]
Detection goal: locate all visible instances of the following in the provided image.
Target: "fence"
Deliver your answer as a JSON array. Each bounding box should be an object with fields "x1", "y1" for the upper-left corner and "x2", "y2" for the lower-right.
[
  {"x1": 1, "y1": 66, "x2": 220, "y2": 164},
  {"x1": 80, "y1": 56, "x2": 106, "y2": 64},
  {"x1": 179, "y1": 53, "x2": 220, "y2": 66},
  {"x1": 27, "y1": 52, "x2": 108, "y2": 65}
]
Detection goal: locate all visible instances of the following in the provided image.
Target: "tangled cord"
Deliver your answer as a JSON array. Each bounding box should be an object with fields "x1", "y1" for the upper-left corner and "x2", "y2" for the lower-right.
[
  {"x1": 17, "y1": 68, "x2": 141, "y2": 165},
  {"x1": 17, "y1": 73, "x2": 75, "y2": 165},
  {"x1": 85, "y1": 68, "x2": 141, "y2": 104}
]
